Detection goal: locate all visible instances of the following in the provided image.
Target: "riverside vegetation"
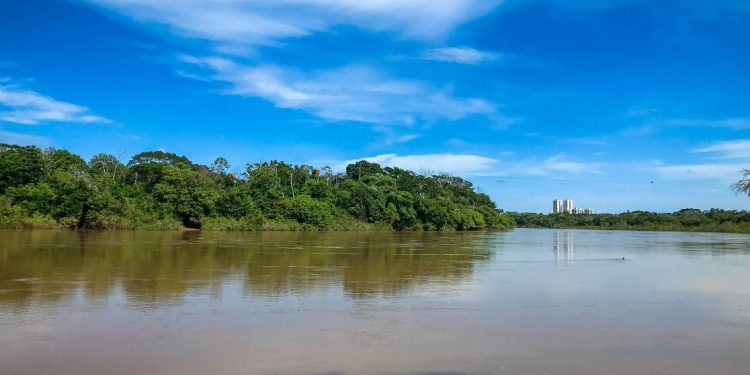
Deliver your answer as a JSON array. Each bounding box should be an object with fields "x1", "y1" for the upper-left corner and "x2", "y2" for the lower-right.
[
  {"x1": 0, "y1": 143, "x2": 513, "y2": 231},
  {"x1": 509, "y1": 170, "x2": 750, "y2": 233},
  {"x1": 509, "y1": 209, "x2": 750, "y2": 233}
]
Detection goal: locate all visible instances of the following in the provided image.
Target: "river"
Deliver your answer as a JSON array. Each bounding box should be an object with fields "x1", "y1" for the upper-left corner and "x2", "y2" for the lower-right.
[{"x1": 1, "y1": 229, "x2": 749, "y2": 375}]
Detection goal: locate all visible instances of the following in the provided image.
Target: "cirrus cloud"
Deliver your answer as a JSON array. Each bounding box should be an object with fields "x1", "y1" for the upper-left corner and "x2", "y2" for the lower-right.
[
  {"x1": 0, "y1": 79, "x2": 112, "y2": 125},
  {"x1": 83, "y1": 0, "x2": 502, "y2": 50},
  {"x1": 654, "y1": 163, "x2": 748, "y2": 181},
  {"x1": 181, "y1": 55, "x2": 497, "y2": 125},
  {"x1": 693, "y1": 139, "x2": 750, "y2": 159},
  {"x1": 422, "y1": 46, "x2": 502, "y2": 64},
  {"x1": 334, "y1": 153, "x2": 603, "y2": 178}
]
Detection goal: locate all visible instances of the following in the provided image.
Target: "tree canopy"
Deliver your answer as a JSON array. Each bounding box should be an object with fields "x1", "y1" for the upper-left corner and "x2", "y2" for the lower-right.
[
  {"x1": 733, "y1": 169, "x2": 750, "y2": 197},
  {"x1": 0, "y1": 143, "x2": 513, "y2": 231}
]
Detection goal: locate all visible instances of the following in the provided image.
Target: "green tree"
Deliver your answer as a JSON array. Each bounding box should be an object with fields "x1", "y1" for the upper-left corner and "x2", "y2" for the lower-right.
[
  {"x1": 210, "y1": 157, "x2": 230, "y2": 174},
  {"x1": 153, "y1": 166, "x2": 218, "y2": 228},
  {"x1": 733, "y1": 169, "x2": 750, "y2": 196},
  {"x1": 128, "y1": 150, "x2": 193, "y2": 185},
  {"x1": 0, "y1": 195, "x2": 25, "y2": 227},
  {"x1": 215, "y1": 185, "x2": 260, "y2": 219},
  {"x1": 44, "y1": 148, "x2": 87, "y2": 175},
  {"x1": 0, "y1": 143, "x2": 515, "y2": 231},
  {"x1": 346, "y1": 160, "x2": 383, "y2": 181},
  {"x1": 341, "y1": 181, "x2": 391, "y2": 223},
  {"x1": 386, "y1": 191, "x2": 418, "y2": 229},
  {"x1": 89, "y1": 154, "x2": 126, "y2": 182},
  {"x1": 276, "y1": 195, "x2": 335, "y2": 228},
  {"x1": 302, "y1": 179, "x2": 335, "y2": 202},
  {"x1": 0, "y1": 144, "x2": 45, "y2": 193}
]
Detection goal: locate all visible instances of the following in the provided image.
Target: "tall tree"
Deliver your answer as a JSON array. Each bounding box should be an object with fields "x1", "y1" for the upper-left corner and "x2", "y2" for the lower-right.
[
  {"x1": 153, "y1": 165, "x2": 218, "y2": 228},
  {"x1": 732, "y1": 169, "x2": 750, "y2": 196},
  {"x1": 0, "y1": 144, "x2": 45, "y2": 193}
]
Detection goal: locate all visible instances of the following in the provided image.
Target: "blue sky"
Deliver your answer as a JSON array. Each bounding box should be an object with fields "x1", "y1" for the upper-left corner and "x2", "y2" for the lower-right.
[{"x1": 1, "y1": 0, "x2": 749, "y2": 213}]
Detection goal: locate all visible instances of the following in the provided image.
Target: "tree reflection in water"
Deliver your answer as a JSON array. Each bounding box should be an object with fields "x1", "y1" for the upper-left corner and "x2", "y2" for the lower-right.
[{"x1": 0, "y1": 230, "x2": 495, "y2": 310}]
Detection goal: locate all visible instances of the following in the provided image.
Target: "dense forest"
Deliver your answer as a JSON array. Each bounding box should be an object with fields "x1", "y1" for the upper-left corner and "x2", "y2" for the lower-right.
[
  {"x1": 509, "y1": 209, "x2": 750, "y2": 233},
  {"x1": 0, "y1": 143, "x2": 514, "y2": 231}
]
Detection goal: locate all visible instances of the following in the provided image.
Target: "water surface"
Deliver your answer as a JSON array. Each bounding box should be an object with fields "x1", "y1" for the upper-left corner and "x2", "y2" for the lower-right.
[{"x1": 1, "y1": 229, "x2": 749, "y2": 375}]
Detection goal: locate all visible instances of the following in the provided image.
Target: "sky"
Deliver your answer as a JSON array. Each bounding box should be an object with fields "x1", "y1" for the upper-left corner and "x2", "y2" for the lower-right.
[{"x1": 1, "y1": 0, "x2": 749, "y2": 213}]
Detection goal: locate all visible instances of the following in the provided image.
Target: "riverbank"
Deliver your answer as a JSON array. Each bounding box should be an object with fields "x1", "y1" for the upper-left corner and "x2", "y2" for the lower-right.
[
  {"x1": 516, "y1": 224, "x2": 750, "y2": 234},
  {"x1": 509, "y1": 209, "x2": 750, "y2": 234},
  {"x1": 0, "y1": 214, "x2": 512, "y2": 232}
]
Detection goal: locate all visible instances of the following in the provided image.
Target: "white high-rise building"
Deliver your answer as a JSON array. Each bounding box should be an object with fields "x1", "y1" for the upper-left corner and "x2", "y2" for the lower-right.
[
  {"x1": 553, "y1": 199, "x2": 563, "y2": 214},
  {"x1": 554, "y1": 197, "x2": 594, "y2": 214},
  {"x1": 563, "y1": 199, "x2": 573, "y2": 214}
]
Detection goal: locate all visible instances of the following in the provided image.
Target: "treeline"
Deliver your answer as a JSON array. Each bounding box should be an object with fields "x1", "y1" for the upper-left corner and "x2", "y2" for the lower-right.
[
  {"x1": 509, "y1": 209, "x2": 750, "y2": 233},
  {"x1": 0, "y1": 144, "x2": 513, "y2": 231}
]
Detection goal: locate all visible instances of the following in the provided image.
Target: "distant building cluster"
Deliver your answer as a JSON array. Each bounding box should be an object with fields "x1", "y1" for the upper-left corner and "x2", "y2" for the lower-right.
[
  {"x1": 552, "y1": 199, "x2": 594, "y2": 214},
  {"x1": 552, "y1": 199, "x2": 571, "y2": 214}
]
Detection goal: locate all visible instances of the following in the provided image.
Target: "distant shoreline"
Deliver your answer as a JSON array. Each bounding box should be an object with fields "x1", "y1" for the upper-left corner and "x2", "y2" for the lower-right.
[
  {"x1": 514, "y1": 226, "x2": 750, "y2": 235},
  {"x1": 509, "y1": 209, "x2": 750, "y2": 234},
  {"x1": 0, "y1": 220, "x2": 511, "y2": 232},
  {"x1": 1, "y1": 226, "x2": 747, "y2": 235}
]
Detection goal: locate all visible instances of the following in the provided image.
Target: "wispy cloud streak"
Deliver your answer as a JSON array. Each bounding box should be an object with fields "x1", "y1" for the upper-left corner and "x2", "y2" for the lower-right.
[
  {"x1": 654, "y1": 163, "x2": 748, "y2": 181},
  {"x1": 0, "y1": 130, "x2": 52, "y2": 146},
  {"x1": 693, "y1": 139, "x2": 750, "y2": 159},
  {"x1": 422, "y1": 46, "x2": 502, "y2": 64},
  {"x1": 181, "y1": 56, "x2": 496, "y2": 125},
  {"x1": 666, "y1": 118, "x2": 750, "y2": 130},
  {"x1": 335, "y1": 153, "x2": 602, "y2": 178},
  {"x1": 0, "y1": 80, "x2": 112, "y2": 125},
  {"x1": 84, "y1": 0, "x2": 502, "y2": 50}
]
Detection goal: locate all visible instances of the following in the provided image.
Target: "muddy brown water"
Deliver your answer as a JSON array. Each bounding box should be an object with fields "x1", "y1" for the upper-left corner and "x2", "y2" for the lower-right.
[{"x1": 1, "y1": 229, "x2": 749, "y2": 375}]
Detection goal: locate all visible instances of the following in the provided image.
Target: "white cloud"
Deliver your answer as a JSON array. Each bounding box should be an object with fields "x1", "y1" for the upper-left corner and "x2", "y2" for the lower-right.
[
  {"x1": 84, "y1": 0, "x2": 502, "y2": 50},
  {"x1": 537, "y1": 154, "x2": 600, "y2": 174},
  {"x1": 693, "y1": 140, "x2": 750, "y2": 159},
  {"x1": 421, "y1": 46, "x2": 501, "y2": 64},
  {"x1": 334, "y1": 153, "x2": 603, "y2": 178},
  {"x1": 626, "y1": 108, "x2": 659, "y2": 118},
  {"x1": 496, "y1": 154, "x2": 603, "y2": 177},
  {"x1": 621, "y1": 117, "x2": 750, "y2": 138},
  {"x1": 621, "y1": 124, "x2": 656, "y2": 137},
  {"x1": 0, "y1": 80, "x2": 112, "y2": 125},
  {"x1": 0, "y1": 131, "x2": 52, "y2": 146},
  {"x1": 395, "y1": 134, "x2": 420, "y2": 143},
  {"x1": 182, "y1": 56, "x2": 496, "y2": 124},
  {"x1": 338, "y1": 153, "x2": 498, "y2": 176},
  {"x1": 666, "y1": 118, "x2": 750, "y2": 130},
  {"x1": 80, "y1": 2, "x2": 506, "y2": 128},
  {"x1": 654, "y1": 163, "x2": 748, "y2": 181}
]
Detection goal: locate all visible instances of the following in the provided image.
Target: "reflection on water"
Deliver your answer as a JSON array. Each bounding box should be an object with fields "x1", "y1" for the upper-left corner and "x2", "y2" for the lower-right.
[
  {"x1": 0, "y1": 231, "x2": 492, "y2": 309},
  {"x1": 553, "y1": 230, "x2": 574, "y2": 263},
  {"x1": 2, "y1": 229, "x2": 750, "y2": 375}
]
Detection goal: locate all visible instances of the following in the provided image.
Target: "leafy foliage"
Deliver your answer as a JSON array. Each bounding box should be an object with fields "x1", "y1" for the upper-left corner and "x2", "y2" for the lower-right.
[
  {"x1": 0, "y1": 144, "x2": 45, "y2": 193},
  {"x1": 0, "y1": 143, "x2": 512, "y2": 231},
  {"x1": 733, "y1": 169, "x2": 750, "y2": 197}
]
